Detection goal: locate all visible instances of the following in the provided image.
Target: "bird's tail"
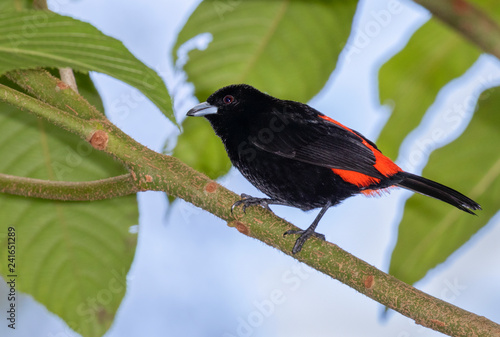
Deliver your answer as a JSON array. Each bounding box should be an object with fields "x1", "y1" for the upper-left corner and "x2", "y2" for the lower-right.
[{"x1": 395, "y1": 172, "x2": 481, "y2": 214}]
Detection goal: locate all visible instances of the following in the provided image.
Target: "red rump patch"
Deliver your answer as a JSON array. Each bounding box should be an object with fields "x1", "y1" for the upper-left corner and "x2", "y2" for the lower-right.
[
  {"x1": 331, "y1": 169, "x2": 380, "y2": 187},
  {"x1": 319, "y1": 115, "x2": 402, "y2": 187}
]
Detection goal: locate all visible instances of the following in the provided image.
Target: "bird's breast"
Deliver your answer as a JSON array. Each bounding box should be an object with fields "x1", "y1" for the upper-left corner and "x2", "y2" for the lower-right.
[{"x1": 227, "y1": 143, "x2": 357, "y2": 209}]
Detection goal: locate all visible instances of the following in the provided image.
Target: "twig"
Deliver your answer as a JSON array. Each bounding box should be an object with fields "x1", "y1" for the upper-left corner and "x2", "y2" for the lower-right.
[
  {"x1": 413, "y1": 0, "x2": 500, "y2": 58},
  {"x1": 33, "y1": 0, "x2": 48, "y2": 10}
]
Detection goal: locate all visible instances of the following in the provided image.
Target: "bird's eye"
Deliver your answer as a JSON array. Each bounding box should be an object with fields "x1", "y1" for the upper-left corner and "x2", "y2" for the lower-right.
[{"x1": 223, "y1": 95, "x2": 234, "y2": 104}]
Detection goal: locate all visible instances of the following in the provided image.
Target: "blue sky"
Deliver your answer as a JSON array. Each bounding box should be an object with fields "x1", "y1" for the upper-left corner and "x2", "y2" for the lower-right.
[{"x1": 2, "y1": 0, "x2": 500, "y2": 336}]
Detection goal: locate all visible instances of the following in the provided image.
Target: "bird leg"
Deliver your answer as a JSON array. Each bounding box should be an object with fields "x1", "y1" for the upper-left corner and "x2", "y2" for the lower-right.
[
  {"x1": 231, "y1": 193, "x2": 292, "y2": 214},
  {"x1": 283, "y1": 200, "x2": 332, "y2": 254},
  {"x1": 232, "y1": 195, "x2": 332, "y2": 254}
]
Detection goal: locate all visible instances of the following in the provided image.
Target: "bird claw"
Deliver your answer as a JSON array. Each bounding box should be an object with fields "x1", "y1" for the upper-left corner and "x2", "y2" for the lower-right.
[
  {"x1": 231, "y1": 194, "x2": 272, "y2": 214},
  {"x1": 283, "y1": 228, "x2": 326, "y2": 254}
]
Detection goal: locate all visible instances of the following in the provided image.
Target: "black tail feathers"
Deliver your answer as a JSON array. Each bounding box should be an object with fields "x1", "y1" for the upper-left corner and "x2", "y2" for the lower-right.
[{"x1": 396, "y1": 172, "x2": 481, "y2": 215}]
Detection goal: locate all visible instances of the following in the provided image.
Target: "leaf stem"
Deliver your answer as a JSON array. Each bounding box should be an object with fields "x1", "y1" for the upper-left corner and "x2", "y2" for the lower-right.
[{"x1": 59, "y1": 67, "x2": 79, "y2": 93}]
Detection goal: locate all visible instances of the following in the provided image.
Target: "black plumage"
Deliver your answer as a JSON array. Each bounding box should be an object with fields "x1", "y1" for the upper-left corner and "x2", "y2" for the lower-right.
[{"x1": 187, "y1": 84, "x2": 481, "y2": 253}]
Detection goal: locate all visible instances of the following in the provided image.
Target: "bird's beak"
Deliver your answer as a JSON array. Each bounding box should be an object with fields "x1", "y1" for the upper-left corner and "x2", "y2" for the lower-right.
[{"x1": 186, "y1": 102, "x2": 218, "y2": 117}]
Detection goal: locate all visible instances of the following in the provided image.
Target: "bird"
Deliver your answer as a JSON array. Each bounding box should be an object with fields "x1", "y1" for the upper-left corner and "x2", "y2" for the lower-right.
[{"x1": 186, "y1": 84, "x2": 481, "y2": 254}]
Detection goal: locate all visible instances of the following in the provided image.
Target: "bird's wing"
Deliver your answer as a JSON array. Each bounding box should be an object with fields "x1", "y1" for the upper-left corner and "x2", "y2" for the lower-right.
[{"x1": 248, "y1": 109, "x2": 388, "y2": 178}]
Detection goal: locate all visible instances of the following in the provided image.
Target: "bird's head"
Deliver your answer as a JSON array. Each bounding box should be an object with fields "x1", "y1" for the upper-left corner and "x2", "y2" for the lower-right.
[{"x1": 186, "y1": 84, "x2": 276, "y2": 129}]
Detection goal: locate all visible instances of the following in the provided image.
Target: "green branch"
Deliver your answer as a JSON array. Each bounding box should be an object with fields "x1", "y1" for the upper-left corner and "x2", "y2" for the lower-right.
[
  {"x1": 0, "y1": 173, "x2": 137, "y2": 200},
  {"x1": 0, "y1": 82, "x2": 99, "y2": 141},
  {"x1": 6, "y1": 69, "x2": 103, "y2": 120},
  {"x1": 414, "y1": 0, "x2": 500, "y2": 58},
  {"x1": 0, "y1": 70, "x2": 499, "y2": 337}
]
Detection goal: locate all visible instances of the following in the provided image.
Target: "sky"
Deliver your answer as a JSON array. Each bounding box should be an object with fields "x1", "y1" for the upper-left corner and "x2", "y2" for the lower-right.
[{"x1": 1, "y1": 0, "x2": 500, "y2": 336}]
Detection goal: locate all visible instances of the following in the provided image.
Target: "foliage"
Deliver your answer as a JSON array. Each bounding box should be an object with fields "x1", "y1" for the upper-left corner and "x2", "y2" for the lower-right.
[{"x1": 0, "y1": 0, "x2": 499, "y2": 336}]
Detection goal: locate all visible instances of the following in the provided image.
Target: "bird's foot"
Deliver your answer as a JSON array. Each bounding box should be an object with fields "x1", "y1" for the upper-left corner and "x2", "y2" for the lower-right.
[
  {"x1": 283, "y1": 228, "x2": 326, "y2": 254},
  {"x1": 231, "y1": 193, "x2": 273, "y2": 214}
]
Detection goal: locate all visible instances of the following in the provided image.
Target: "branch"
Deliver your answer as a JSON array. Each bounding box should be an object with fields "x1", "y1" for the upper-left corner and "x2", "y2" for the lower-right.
[
  {"x1": 413, "y1": 0, "x2": 500, "y2": 58},
  {"x1": 33, "y1": 0, "x2": 48, "y2": 10},
  {"x1": 6, "y1": 69, "x2": 103, "y2": 120},
  {"x1": 0, "y1": 82, "x2": 100, "y2": 141},
  {"x1": 0, "y1": 76, "x2": 499, "y2": 337},
  {"x1": 0, "y1": 173, "x2": 138, "y2": 200}
]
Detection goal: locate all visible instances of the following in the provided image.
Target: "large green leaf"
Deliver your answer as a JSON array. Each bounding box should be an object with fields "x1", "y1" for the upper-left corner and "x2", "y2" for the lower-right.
[
  {"x1": 0, "y1": 78, "x2": 138, "y2": 337},
  {"x1": 173, "y1": 0, "x2": 357, "y2": 178},
  {"x1": 174, "y1": 0, "x2": 357, "y2": 102},
  {"x1": 0, "y1": 10, "x2": 175, "y2": 124},
  {"x1": 173, "y1": 116, "x2": 231, "y2": 179},
  {"x1": 389, "y1": 87, "x2": 500, "y2": 285},
  {"x1": 378, "y1": 18, "x2": 480, "y2": 159}
]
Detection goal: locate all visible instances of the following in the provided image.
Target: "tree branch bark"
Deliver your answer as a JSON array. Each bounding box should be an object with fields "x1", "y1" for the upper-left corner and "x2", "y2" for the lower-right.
[
  {"x1": 0, "y1": 70, "x2": 499, "y2": 337},
  {"x1": 413, "y1": 0, "x2": 500, "y2": 59}
]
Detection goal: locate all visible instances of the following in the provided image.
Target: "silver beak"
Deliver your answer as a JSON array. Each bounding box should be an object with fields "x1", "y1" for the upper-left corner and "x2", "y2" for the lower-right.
[{"x1": 186, "y1": 102, "x2": 218, "y2": 117}]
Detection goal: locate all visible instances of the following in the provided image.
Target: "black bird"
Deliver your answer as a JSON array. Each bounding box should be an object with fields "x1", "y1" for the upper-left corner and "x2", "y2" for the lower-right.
[{"x1": 186, "y1": 84, "x2": 481, "y2": 254}]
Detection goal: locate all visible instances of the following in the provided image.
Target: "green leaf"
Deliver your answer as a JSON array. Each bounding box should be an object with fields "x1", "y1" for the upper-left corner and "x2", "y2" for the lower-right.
[
  {"x1": 0, "y1": 82, "x2": 138, "y2": 336},
  {"x1": 389, "y1": 87, "x2": 500, "y2": 285},
  {"x1": 174, "y1": 0, "x2": 357, "y2": 102},
  {"x1": 0, "y1": 0, "x2": 32, "y2": 11},
  {"x1": 0, "y1": 10, "x2": 175, "y2": 124},
  {"x1": 377, "y1": 18, "x2": 480, "y2": 159},
  {"x1": 173, "y1": 0, "x2": 357, "y2": 178},
  {"x1": 173, "y1": 117, "x2": 231, "y2": 179}
]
